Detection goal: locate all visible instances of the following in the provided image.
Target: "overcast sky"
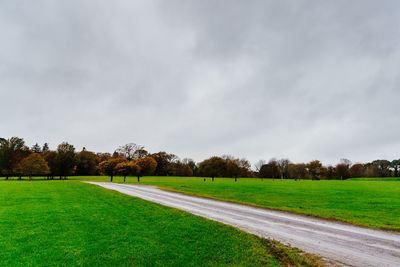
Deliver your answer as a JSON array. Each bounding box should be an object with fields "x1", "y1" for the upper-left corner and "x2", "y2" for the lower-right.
[{"x1": 1, "y1": 1, "x2": 400, "y2": 166}]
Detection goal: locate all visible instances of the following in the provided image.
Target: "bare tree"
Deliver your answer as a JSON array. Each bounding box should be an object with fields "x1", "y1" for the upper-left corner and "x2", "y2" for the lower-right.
[
  {"x1": 116, "y1": 143, "x2": 145, "y2": 160},
  {"x1": 254, "y1": 159, "x2": 266, "y2": 172},
  {"x1": 340, "y1": 158, "x2": 352, "y2": 167},
  {"x1": 221, "y1": 154, "x2": 234, "y2": 160},
  {"x1": 278, "y1": 158, "x2": 291, "y2": 179}
]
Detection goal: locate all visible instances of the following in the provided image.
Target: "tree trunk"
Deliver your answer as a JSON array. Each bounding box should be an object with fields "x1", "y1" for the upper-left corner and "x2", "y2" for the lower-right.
[
  {"x1": 18, "y1": 176, "x2": 22, "y2": 180},
  {"x1": 124, "y1": 175, "x2": 126, "y2": 182},
  {"x1": 60, "y1": 175, "x2": 62, "y2": 180},
  {"x1": 235, "y1": 177, "x2": 237, "y2": 182},
  {"x1": 110, "y1": 175, "x2": 113, "y2": 182},
  {"x1": 212, "y1": 177, "x2": 214, "y2": 182},
  {"x1": 5, "y1": 176, "x2": 8, "y2": 180},
  {"x1": 137, "y1": 176, "x2": 140, "y2": 182},
  {"x1": 203, "y1": 178, "x2": 206, "y2": 182}
]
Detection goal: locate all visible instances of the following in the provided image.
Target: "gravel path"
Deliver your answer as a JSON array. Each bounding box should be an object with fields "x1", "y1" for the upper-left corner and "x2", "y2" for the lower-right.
[{"x1": 87, "y1": 182, "x2": 400, "y2": 267}]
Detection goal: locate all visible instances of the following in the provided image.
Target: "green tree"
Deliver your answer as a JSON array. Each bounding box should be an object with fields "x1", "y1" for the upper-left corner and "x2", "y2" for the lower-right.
[
  {"x1": 151, "y1": 152, "x2": 178, "y2": 176},
  {"x1": 76, "y1": 150, "x2": 98, "y2": 175},
  {"x1": 183, "y1": 158, "x2": 197, "y2": 176},
  {"x1": 226, "y1": 159, "x2": 241, "y2": 180},
  {"x1": 55, "y1": 142, "x2": 76, "y2": 179},
  {"x1": 42, "y1": 143, "x2": 50, "y2": 152},
  {"x1": 259, "y1": 159, "x2": 280, "y2": 179},
  {"x1": 198, "y1": 156, "x2": 227, "y2": 180},
  {"x1": 391, "y1": 160, "x2": 400, "y2": 177},
  {"x1": 254, "y1": 159, "x2": 266, "y2": 174},
  {"x1": 0, "y1": 137, "x2": 29, "y2": 179},
  {"x1": 222, "y1": 155, "x2": 251, "y2": 179},
  {"x1": 43, "y1": 150, "x2": 58, "y2": 179},
  {"x1": 372, "y1": 160, "x2": 391, "y2": 177},
  {"x1": 306, "y1": 160, "x2": 323, "y2": 180}
]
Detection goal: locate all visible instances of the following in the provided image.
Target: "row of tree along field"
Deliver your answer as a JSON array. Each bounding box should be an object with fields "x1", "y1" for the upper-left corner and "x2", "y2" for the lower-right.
[{"x1": 0, "y1": 137, "x2": 399, "y2": 181}]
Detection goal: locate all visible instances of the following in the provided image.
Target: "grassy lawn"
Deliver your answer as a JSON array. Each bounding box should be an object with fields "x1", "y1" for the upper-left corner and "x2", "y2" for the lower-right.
[
  {"x1": 1, "y1": 176, "x2": 397, "y2": 266},
  {"x1": 348, "y1": 177, "x2": 400, "y2": 181},
  {"x1": 0, "y1": 180, "x2": 318, "y2": 266},
  {"x1": 65, "y1": 176, "x2": 399, "y2": 231}
]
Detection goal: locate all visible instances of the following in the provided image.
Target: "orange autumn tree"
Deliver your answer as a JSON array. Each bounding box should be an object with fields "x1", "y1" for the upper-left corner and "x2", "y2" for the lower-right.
[
  {"x1": 17, "y1": 153, "x2": 50, "y2": 180},
  {"x1": 135, "y1": 157, "x2": 157, "y2": 182},
  {"x1": 98, "y1": 158, "x2": 127, "y2": 182},
  {"x1": 115, "y1": 161, "x2": 141, "y2": 182}
]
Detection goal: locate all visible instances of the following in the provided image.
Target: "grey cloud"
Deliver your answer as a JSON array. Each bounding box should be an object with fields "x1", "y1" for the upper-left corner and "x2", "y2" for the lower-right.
[{"x1": 1, "y1": 0, "x2": 400, "y2": 166}]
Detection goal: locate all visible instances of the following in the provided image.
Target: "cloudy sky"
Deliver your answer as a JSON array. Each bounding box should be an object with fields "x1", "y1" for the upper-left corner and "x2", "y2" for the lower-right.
[{"x1": 1, "y1": 0, "x2": 400, "y2": 166}]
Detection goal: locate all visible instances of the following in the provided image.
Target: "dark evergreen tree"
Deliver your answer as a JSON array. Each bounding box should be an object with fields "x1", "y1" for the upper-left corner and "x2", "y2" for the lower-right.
[
  {"x1": 42, "y1": 143, "x2": 50, "y2": 152},
  {"x1": 31, "y1": 143, "x2": 41, "y2": 153}
]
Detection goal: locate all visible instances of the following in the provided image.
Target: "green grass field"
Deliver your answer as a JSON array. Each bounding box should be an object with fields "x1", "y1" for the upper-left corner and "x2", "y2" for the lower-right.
[
  {"x1": 1, "y1": 176, "x2": 397, "y2": 266},
  {"x1": 348, "y1": 177, "x2": 400, "y2": 181},
  {"x1": 63, "y1": 176, "x2": 400, "y2": 231},
  {"x1": 0, "y1": 180, "x2": 320, "y2": 266}
]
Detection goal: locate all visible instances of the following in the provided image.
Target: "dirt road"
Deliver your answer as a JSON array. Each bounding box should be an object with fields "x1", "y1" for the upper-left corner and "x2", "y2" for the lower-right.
[{"x1": 87, "y1": 182, "x2": 400, "y2": 267}]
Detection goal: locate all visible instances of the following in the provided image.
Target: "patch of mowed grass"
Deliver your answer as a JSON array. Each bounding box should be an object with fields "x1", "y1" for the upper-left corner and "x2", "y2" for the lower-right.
[
  {"x1": 77, "y1": 176, "x2": 400, "y2": 231},
  {"x1": 0, "y1": 181, "x2": 285, "y2": 266}
]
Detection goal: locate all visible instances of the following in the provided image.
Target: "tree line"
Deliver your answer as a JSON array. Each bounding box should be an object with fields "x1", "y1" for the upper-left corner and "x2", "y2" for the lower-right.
[
  {"x1": 254, "y1": 158, "x2": 400, "y2": 180},
  {"x1": 0, "y1": 136, "x2": 399, "y2": 181}
]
